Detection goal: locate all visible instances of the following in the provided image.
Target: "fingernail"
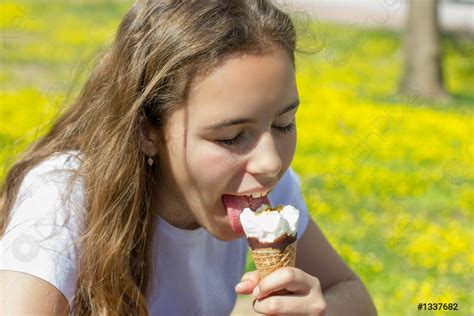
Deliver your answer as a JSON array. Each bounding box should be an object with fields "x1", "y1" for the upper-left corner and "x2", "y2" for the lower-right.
[
  {"x1": 235, "y1": 281, "x2": 249, "y2": 291},
  {"x1": 252, "y1": 286, "x2": 260, "y2": 297}
]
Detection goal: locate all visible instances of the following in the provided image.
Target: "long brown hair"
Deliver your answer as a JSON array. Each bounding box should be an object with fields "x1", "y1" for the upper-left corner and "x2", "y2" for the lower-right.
[{"x1": 0, "y1": 0, "x2": 300, "y2": 314}]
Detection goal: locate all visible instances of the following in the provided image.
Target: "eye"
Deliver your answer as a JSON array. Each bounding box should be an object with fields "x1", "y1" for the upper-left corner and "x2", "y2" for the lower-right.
[
  {"x1": 272, "y1": 122, "x2": 295, "y2": 134},
  {"x1": 216, "y1": 133, "x2": 244, "y2": 146},
  {"x1": 216, "y1": 122, "x2": 295, "y2": 147}
]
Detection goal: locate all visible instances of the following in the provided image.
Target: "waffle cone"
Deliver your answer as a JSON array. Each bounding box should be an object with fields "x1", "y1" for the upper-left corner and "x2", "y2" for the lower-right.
[{"x1": 251, "y1": 242, "x2": 297, "y2": 280}]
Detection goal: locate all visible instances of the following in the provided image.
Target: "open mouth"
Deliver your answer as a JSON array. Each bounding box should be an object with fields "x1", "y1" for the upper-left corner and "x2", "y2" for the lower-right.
[{"x1": 222, "y1": 193, "x2": 272, "y2": 234}]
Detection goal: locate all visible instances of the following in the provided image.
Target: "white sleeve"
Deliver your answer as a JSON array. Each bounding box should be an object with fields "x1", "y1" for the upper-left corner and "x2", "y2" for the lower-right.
[
  {"x1": 0, "y1": 154, "x2": 85, "y2": 309},
  {"x1": 287, "y1": 168, "x2": 310, "y2": 241}
]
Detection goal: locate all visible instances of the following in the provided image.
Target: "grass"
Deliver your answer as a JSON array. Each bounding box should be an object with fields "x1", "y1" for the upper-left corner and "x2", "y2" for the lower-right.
[{"x1": 1, "y1": 1, "x2": 472, "y2": 315}]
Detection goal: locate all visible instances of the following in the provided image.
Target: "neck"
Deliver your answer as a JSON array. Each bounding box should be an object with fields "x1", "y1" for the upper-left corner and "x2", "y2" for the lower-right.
[
  {"x1": 150, "y1": 187, "x2": 201, "y2": 231},
  {"x1": 158, "y1": 208, "x2": 201, "y2": 230},
  {"x1": 150, "y1": 167, "x2": 201, "y2": 230}
]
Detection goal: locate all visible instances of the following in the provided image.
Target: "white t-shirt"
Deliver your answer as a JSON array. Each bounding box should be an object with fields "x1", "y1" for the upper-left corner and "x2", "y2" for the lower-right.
[{"x1": 0, "y1": 151, "x2": 309, "y2": 315}]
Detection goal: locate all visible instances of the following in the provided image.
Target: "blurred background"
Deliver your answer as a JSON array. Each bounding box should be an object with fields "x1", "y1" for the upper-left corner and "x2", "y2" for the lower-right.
[{"x1": 1, "y1": 1, "x2": 472, "y2": 315}]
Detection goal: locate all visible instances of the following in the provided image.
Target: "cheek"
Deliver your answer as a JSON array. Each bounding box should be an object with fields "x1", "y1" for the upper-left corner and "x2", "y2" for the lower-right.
[
  {"x1": 188, "y1": 144, "x2": 240, "y2": 189},
  {"x1": 280, "y1": 132, "x2": 297, "y2": 168}
]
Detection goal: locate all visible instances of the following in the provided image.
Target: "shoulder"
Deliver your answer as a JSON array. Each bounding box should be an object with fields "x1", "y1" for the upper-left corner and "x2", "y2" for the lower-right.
[
  {"x1": 1, "y1": 150, "x2": 86, "y2": 308},
  {"x1": 20, "y1": 150, "x2": 83, "y2": 187},
  {"x1": 269, "y1": 167, "x2": 309, "y2": 240},
  {"x1": 269, "y1": 167, "x2": 298, "y2": 200},
  {"x1": 14, "y1": 150, "x2": 85, "y2": 213},
  {"x1": 268, "y1": 167, "x2": 302, "y2": 205},
  {"x1": 9, "y1": 150, "x2": 86, "y2": 236}
]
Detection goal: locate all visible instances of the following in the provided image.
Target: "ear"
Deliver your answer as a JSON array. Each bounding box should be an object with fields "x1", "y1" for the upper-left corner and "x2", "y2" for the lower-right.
[{"x1": 139, "y1": 119, "x2": 162, "y2": 157}]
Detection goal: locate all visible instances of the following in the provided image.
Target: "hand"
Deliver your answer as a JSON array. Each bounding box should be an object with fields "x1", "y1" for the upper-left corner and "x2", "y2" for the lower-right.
[{"x1": 235, "y1": 267, "x2": 327, "y2": 315}]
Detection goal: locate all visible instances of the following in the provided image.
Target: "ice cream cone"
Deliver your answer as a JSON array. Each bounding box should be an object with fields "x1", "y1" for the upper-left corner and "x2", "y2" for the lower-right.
[
  {"x1": 251, "y1": 242, "x2": 297, "y2": 280},
  {"x1": 240, "y1": 203, "x2": 300, "y2": 280}
]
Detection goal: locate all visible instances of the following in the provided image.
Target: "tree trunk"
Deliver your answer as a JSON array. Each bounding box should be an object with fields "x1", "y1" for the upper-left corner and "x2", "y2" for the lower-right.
[{"x1": 399, "y1": 0, "x2": 447, "y2": 100}]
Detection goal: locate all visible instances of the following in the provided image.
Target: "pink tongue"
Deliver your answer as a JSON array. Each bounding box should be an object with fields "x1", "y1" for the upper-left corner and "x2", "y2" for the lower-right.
[{"x1": 222, "y1": 194, "x2": 272, "y2": 234}]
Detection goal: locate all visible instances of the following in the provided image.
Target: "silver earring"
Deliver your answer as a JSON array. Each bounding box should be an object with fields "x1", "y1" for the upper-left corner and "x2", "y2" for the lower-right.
[{"x1": 147, "y1": 156, "x2": 154, "y2": 166}]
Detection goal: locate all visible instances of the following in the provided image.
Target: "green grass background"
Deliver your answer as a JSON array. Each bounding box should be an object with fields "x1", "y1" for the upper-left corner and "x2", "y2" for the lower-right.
[{"x1": 1, "y1": 1, "x2": 472, "y2": 315}]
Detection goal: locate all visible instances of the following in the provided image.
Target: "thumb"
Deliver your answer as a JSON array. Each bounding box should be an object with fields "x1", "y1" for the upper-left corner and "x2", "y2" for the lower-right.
[{"x1": 235, "y1": 271, "x2": 260, "y2": 295}]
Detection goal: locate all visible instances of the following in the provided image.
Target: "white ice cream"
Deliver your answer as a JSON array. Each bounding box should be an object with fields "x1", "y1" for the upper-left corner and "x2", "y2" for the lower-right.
[{"x1": 239, "y1": 204, "x2": 300, "y2": 243}]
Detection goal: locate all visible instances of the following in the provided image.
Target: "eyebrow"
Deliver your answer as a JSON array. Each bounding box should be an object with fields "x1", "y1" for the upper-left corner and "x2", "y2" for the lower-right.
[{"x1": 204, "y1": 99, "x2": 300, "y2": 130}]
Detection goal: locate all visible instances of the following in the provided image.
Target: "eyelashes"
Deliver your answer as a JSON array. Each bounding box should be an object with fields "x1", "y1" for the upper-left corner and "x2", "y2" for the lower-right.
[
  {"x1": 273, "y1": 122, "x2": 296, "y2": 134},
  {"x1": 217, "y1": 122, "x2": 295, "y2": 146}
]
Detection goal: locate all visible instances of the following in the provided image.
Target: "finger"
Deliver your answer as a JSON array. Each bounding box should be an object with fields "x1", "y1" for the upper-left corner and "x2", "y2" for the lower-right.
[
  {"x1": 235, "y1": 271, "x2": 260, "y2": 294},
  {"x1": 255, "y1": 267, "x2": 315, "y2": 299},
  {"x1": 253, "y1": 293, "x2": 327, "y2": 315},
  {"x1": 240, "y1": 270, "x2": 259, "y2": 283}
]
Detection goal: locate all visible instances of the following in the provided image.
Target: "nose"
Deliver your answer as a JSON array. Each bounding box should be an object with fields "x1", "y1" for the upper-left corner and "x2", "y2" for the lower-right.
[{"x1": 246, "y1": 132, "x2": 282, "y2": 178}]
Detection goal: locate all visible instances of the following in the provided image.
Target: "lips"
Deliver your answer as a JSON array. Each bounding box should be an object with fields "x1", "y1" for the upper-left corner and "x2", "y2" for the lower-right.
[{"x1": 222, "y1": 194, "x2": 272, "y2": 234}]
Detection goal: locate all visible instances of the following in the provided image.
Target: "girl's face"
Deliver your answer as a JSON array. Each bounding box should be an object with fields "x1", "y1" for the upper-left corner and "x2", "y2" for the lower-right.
[{"x1": 155, "y1": 46, "x2": 298, "y2": 241}]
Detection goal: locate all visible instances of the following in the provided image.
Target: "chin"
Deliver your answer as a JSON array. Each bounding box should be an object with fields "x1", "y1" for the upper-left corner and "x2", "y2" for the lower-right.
[
  {"x1": 206, "y1": 218, "x2": 244, "y2": 242},
  {"x1": 213, "y1": 231, "x2": 244, "y2": 242}
]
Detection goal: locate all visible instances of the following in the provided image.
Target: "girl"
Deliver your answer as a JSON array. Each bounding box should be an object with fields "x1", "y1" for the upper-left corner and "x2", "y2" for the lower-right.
[{"x1": 0, "y1": 0, "x2": 377, "y2": 315}]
